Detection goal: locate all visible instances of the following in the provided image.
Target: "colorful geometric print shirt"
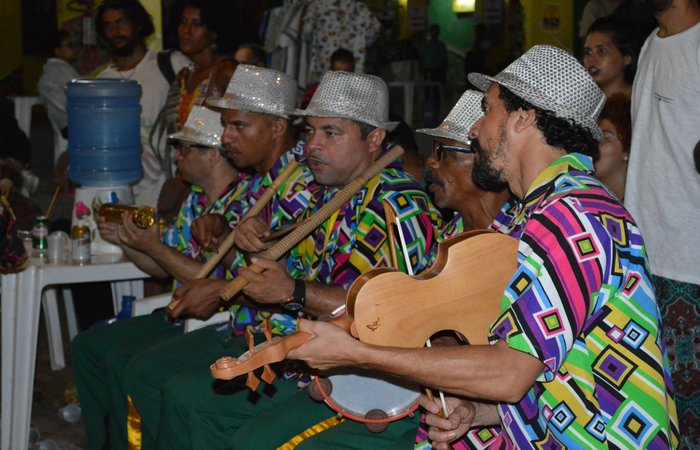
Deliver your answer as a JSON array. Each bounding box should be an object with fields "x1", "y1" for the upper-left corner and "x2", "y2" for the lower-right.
[
  {"x1": 228, "y1": 143, "x2": 317, "y2": 334},
  {"x1": 488, "y1": 153, "x2": 679, "y2": 449},
  {"x1": 281, "y1": 165, "x2": 441, "y2": 332},
  {"x1": 161, "y1": 175, "x2": 248, "y2": 289}
]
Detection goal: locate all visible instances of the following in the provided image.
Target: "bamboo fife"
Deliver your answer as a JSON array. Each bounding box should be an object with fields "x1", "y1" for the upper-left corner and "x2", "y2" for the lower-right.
[
  {"x1": 219, "y1": 145, "x2": 405, "y2": 300},
  {"x1": 166, "y1": 159, "x2": 299, "y2": 311}
]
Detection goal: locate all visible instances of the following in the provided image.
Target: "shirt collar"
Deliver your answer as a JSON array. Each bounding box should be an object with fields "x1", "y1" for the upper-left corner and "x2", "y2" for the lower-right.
[{"x1": 521, "y1": 152, "x2": 593, "y2": 209}]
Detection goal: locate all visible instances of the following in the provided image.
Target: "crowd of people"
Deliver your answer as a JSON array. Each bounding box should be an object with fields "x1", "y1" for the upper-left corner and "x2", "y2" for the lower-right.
[{"x1": 3, "y1": 0, "x2": 696, "y2": 448}]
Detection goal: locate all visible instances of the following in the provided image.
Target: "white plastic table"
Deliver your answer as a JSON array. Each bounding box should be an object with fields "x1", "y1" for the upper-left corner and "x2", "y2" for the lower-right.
[{"x1": 1, "y1": 254, "x2": 149, "y2": 450}]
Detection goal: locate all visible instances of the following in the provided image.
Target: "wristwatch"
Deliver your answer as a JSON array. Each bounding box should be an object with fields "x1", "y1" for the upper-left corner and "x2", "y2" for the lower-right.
[{"x1": 280, "y1": 278, "x2": 306, "y2": 312}]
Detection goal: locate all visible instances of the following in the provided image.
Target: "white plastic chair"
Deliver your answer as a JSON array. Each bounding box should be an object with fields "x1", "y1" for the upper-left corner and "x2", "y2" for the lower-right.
[
  {"x1": 42, "y1": 279, "x2": 145, "y2": 370},
  {"x1": 130, "y1": 292, "x2": 230, "y2": 333}
]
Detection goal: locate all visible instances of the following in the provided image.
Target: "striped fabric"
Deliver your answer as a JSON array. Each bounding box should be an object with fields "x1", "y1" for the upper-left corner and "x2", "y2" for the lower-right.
[{"x1": 487, "y1": 153, "x2": 679, "y2": 448}]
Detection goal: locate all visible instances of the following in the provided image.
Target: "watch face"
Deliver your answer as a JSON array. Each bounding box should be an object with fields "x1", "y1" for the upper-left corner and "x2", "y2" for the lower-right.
[{"x1": 282, "y1": 300, "x2": 304, "y2": 312}]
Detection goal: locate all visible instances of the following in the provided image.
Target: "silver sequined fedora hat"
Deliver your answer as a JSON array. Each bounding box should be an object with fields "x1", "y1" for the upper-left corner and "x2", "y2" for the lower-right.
[
  {"x1": 168, "y1": 105, "x2": 223, "y2": 148},
  {"x1": 207, "y1": 64, "x2": 296, "y2": 118},
  {"x1": 468, "y1": 45, "x2": 605, "y2": 142},
  {"x1": 416, "y1": 90, "x2": 483, "y2": 144},
  {"x1": 292, "y1": 71, "x2": 399, "y2": 131}
]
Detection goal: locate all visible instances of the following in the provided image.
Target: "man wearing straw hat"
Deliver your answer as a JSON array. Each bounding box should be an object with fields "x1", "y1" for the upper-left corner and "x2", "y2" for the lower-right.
[
  {"x1": 122, "y1": 64, "x2": 316, "y2": 450},
  {"x1": 286, "y1": 45, "x2": 679, "y2": 449},
  {"x1": 72, "y1": 105, "x2": 246, "y2": 450},
  {"x1": 132, "y1": 70, "x2": 440, "y2": 450}
]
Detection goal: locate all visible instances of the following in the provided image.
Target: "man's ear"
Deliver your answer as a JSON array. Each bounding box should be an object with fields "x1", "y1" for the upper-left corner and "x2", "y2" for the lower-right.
[
  {"x1": 513, "y1": 108, "x2": 536, "y2": 133},
  {"x1": 367, "y1": 128, "x2": 387, "y2": 158},
  {"x1": 207, "y1": 148, "x2": 221, "y2": 167},
  {"x1": 271, "y1": 117, "x2": 287, "y2": 139}
]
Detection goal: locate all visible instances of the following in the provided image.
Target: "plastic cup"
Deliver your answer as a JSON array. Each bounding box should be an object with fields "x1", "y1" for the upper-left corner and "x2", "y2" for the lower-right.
[{"x1": 47, "y1": 231, "x2": 69, "y2": 262}]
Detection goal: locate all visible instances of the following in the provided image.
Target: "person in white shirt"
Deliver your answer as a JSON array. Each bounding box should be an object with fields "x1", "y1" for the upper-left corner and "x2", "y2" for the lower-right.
[
  {"x1": 625, "y1": 1, "x2": 700, "y2": 447},
  {"x1": 37, "y1": 30, "x2": 80, "y2": 162},
  {"x1": 95, "y1": 0, "x2": 189, "y2": 207}
]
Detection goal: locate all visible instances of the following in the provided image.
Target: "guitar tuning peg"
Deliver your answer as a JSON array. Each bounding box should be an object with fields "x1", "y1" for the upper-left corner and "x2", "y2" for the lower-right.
[
  {"x1": 261, "y1": 364, "x2": 276, "y2": 384},
  {"x1": 246, "y1": 372, "x2": 261, "y2": 391},
  {"x1": 263, "y1": 320, "x2": 273, "y2": 343},
  {"x1": 245, "y1": 329, "x2": 255, "y2": 353}
]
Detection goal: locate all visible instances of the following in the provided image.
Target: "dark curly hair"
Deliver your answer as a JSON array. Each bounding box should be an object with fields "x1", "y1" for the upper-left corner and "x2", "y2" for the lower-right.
[
  {"x1": 586, "y1": 16, "x2": 641, "y2": 84},
  {"x1": 498, "y1": 85, "x2": 599, "y2": 159},
  {"x1": 598, "y1": 93, "x2": 631, "y2": 152},
  {"x1": 95, "y1": 0, "x2": 155, "y2": 44}
]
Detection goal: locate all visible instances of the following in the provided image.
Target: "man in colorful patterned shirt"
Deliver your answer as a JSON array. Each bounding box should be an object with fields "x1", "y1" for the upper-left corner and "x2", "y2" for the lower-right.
[
  {"x1": 72, "y1": 105, "x2": 246, "y2": 450},
  {"x1": 121, "y1": 65, "x2": 316, "y2": 450},
  {"x1": 286, "y1": 46, "x2": 679, "y2": 450},
  {"x1": 142, "y1": 71, "x2": 440, "y2": 450},
  {"x1": 418, "y1": 90, "x2": 511, "y2": 240},
  {"x1": 412, "y1": 90, "x2": 511, "y2": 450}
]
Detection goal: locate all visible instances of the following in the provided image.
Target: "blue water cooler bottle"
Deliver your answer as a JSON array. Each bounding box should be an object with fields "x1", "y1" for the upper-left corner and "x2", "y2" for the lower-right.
[{"x1": 66, "y1": 78, "x2": 143, "y2": 254}]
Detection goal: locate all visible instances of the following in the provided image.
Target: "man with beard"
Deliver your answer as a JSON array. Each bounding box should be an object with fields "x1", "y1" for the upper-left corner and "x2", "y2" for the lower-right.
[
  {"x1": 625, "y1": 0, "x2": 700, "y2": 446},
  {"x1": 285, "y1": 45, "x2": 679, "y2": 449},
  {"x1": 95, "y1": 0, "x2": 189, "y2": 206}
]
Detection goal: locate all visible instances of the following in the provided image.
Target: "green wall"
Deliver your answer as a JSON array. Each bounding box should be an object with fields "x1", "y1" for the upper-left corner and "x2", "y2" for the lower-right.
[{"x1": 427, "y1": 0, "x2": 475, "y2": 88}]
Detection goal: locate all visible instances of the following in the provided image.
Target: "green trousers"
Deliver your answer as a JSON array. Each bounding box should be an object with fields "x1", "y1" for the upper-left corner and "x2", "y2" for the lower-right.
[
  {"x1": 71, "y1": 311, "x2": 182, "y2": 450},
  {"x1": 125, "y1": 325, "x2": 300, "y2": 450},
  {"x1": 232, "y1": 388, "x2": 419, "y2": 449}
]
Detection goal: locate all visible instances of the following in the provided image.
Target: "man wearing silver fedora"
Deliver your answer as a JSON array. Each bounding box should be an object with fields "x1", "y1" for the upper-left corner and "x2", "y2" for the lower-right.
[
  {"x1": 122, "y1": 65, "x2": 317, "y2": 449},
  {"x1": 286, "y1": 45, "x2": 679, "y2": 449},
  {"x1": 417, "y1": 90, "x2": 512, "y2": 238},
  {"x1": 72, "y1": 105, "x2": 245, "y2": 450},
  {"x1": 140, "y1": 71, "x2": 440, "y2": 449}
]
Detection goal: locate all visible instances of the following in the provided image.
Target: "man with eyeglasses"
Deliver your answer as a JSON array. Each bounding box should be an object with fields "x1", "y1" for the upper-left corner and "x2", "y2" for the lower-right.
[
  {"x1": 72, "y1": 105, "x2": 247, "y2": 450},
  {"x1": 419, "y1": 90, "x2": 513, "y2": 241}
]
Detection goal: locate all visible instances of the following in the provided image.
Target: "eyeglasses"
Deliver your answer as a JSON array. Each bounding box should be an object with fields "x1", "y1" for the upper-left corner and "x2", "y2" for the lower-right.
[
  {"x1": 431, "y1": 141, "x2": 473, "y2": 161},
  {"x1": 176, "y1": 142, "x2": 212, "y2": 155}
]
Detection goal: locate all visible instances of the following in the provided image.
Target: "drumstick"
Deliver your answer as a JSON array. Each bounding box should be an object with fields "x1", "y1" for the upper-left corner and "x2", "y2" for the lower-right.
[
  {"x1": 219, "y1": 145, "x2": 405, "y2": 300},
  {"x1": 167, "y1": 159, "x2": 299, "y2": 311},
  {"x1": 424, "y1": 340, "x2": 450, "y2": 418}
]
